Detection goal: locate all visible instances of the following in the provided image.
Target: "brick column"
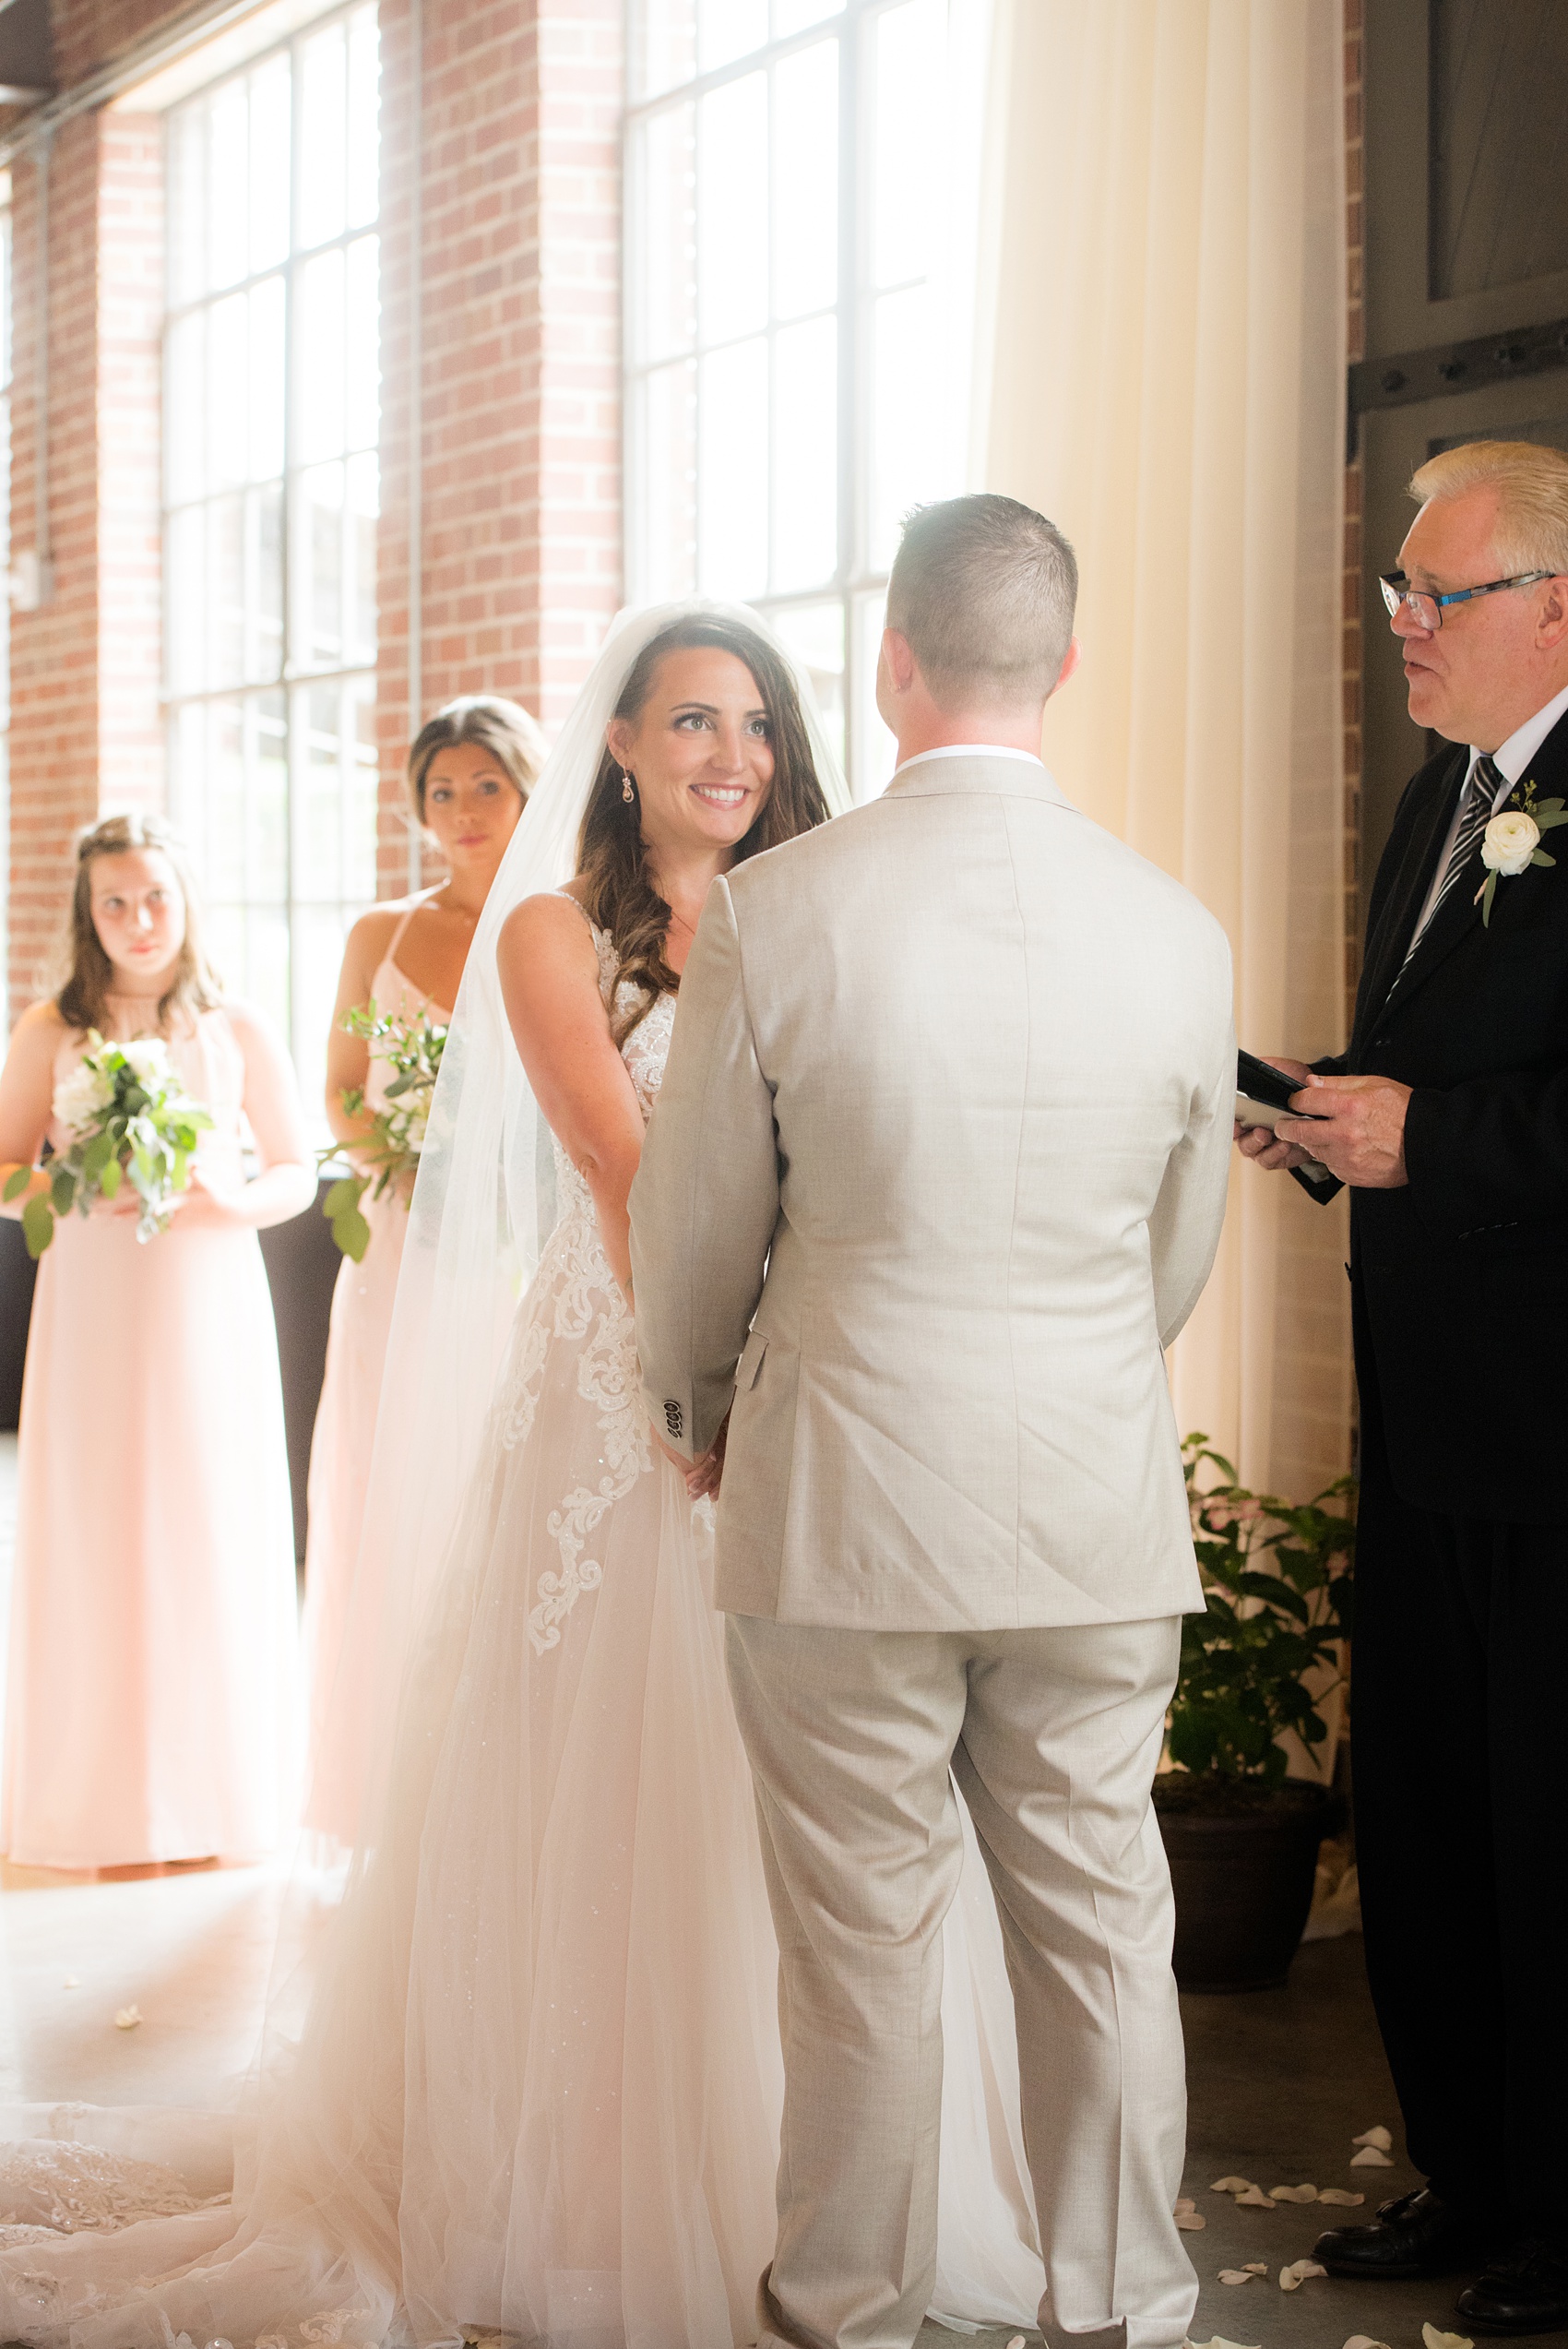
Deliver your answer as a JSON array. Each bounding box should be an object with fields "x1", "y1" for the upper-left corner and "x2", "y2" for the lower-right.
[
  {"x1": 5, "y1": 106, "x2": 164, "y2": 1019},
  {"x1": 376, "y1": 0, "x2": 623, "y2": 893}
]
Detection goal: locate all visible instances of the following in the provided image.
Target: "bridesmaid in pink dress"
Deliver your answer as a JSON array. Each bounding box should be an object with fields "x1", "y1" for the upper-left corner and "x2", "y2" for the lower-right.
[
  {"x1": 0, "y1": 813, "x2": 315, "y2": 1870},
  {"x1": 302, "y1": 696, "x2": 544, "y2": 1846}
]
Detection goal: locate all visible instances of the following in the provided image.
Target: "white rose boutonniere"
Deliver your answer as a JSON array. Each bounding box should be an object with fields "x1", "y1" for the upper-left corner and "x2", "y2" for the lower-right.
[{"x1": 1475, "y1": 778, "x2": 1568, "y2": 925}]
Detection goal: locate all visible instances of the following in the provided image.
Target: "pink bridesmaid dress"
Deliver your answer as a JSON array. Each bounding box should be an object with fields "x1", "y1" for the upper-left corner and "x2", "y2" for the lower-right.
[
  {"x1": 1, "y1": 1003, "x2": 302, "y2": 1869},
  {"x1": 300, "y1": 909, "x2": 450, "y2": 1847}
]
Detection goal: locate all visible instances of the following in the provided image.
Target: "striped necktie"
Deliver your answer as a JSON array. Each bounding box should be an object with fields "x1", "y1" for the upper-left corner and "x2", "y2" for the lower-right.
[{"x1": 1399, "y1": 752, "x2": 1504, "y2": 972}]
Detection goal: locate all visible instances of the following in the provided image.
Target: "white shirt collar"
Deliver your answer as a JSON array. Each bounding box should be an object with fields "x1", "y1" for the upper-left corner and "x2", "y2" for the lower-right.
[
  {"x1": 891, "y1": 744, "x2": 1045, "y2": 780},
  {"x1": 1468, "y1": 679, "x2": 1568, "y2": 795}
]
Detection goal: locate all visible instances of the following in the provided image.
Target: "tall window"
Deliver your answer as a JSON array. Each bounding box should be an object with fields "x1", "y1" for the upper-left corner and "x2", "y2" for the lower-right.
[
  {"x1": 625, "y1": 0, "x2": 956, "y2": 798},
  {"x1": 163, "y1": 4, "x2": 380, "y2": 1112}
]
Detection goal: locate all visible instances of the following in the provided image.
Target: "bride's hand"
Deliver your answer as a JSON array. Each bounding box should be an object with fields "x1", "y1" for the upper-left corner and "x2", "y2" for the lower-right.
[{"x1": 685, "y1": 1412, "x2": 730, "y2": 1503}]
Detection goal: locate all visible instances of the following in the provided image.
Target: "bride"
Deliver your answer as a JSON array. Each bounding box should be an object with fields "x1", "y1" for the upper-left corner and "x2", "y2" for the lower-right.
[{"x1": 0, "y1": 603, "x2": 1045, "y2": 2349}]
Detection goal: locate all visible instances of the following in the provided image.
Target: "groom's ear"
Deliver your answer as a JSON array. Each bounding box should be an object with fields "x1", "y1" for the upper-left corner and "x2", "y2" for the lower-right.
[
  {"x1": 881, "y1": 627, "x2": 918, "y2": 697},
  {"x1": 1048, "y1": 635, "x2": 1083, "y2": 698}
]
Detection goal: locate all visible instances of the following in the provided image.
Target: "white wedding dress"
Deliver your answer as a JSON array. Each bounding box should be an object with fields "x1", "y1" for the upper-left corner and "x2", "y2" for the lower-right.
[{"x1": 0, "y1": 913, "x2": 1045, "y2": 2349}]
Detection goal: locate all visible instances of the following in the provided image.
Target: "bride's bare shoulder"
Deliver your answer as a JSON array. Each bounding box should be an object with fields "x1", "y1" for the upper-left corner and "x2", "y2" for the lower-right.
[{"x1": 498, "y1": 887, "x2": 600, "y2": 986}]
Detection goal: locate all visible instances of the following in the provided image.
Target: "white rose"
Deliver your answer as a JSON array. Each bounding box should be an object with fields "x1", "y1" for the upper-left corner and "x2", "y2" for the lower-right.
[
  {"x1": 1480, "y1": 808, "x2": 1540, "y2": 876},
  {"x1": 52, "y1": 1060, "x2": 114, "y2": 1139},
  {"x1": 119, "y1": 1037, "x2": 172, "y2": 1085}
]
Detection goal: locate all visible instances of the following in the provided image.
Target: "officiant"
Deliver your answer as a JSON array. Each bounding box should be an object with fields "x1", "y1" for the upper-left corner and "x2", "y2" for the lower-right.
[{"x1": 1241, "y1": 439, "x2": 1568, "y2": 2336}]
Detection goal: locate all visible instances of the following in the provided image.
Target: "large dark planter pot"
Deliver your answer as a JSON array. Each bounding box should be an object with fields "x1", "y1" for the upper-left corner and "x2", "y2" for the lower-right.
[{"x1": 1155, "y1": 1781, "x2": 1346, "y2": 1994}]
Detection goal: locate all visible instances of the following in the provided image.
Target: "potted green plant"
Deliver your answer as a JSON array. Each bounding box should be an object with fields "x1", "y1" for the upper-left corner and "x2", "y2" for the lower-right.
[{"x1": 1153, "y1": 1434, "x2": 1356, "y2": 1993}]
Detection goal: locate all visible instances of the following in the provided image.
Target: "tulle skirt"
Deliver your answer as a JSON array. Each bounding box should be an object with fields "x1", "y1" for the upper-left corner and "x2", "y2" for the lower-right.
[{"x1": 0, "y1": 1206, "x2": 1043, "y2": 2347}]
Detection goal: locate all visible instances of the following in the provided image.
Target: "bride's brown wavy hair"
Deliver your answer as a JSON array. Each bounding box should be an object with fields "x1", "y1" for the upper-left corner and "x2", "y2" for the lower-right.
[
  {"x1": 56, "y1": 812, "x2": 222, "y2": 1037},
  {"x1": 576, "y1": 615, "x2": 833, "y2": 1043}
]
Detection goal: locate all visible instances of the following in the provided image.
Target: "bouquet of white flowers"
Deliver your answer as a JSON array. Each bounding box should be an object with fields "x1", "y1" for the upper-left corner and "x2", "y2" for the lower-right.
[
  {"x1": 322, "y1": 1001, "x2": 448, "y2": 1261},
  {"x1": 4, "y1": 1032, "x2": 215, "y2": 1258}
]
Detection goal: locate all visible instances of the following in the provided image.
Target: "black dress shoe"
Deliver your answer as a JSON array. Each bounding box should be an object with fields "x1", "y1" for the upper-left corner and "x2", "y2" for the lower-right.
[
  {"x1": 1313, "y1": 2187, "x2": 1489, "y2": 2280},
  {"x1": 1458, "y1": 2241, "x2": 1568, "y2": 2334}
]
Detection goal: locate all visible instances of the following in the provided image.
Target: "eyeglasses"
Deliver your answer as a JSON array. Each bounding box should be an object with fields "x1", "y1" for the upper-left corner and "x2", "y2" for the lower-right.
[{"x1": 1380, "y1": 567, "x2": 1556, "y2": 631}]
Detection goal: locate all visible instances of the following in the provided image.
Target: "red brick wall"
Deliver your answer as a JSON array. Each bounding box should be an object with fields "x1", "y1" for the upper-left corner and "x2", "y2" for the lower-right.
[
  {"x1": 375, "y1": 0, "x2": 623, "y2": 892},
  {"x1": 6, "y1": 117, "x2": 107, "y2": 1013}
]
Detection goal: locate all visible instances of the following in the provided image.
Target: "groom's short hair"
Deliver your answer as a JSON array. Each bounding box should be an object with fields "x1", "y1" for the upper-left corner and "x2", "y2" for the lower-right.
[{"x1": 887, "y1": 495, "x2": 1077, "y2": 710}]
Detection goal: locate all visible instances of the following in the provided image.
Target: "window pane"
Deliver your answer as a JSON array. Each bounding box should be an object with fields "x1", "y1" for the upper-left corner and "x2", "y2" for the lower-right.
[
  {"x1": 868, "y1": 284, "x2": 930, "y2": 570},
  {"x1": 249, "y1": 54, "x2": 291, "y2": 274},
  {"x1": 299, "y1": 20, "x2": 349, "y2": 250},
  {"x1": 699, "y1": 0, "x2": 766, "y2": 73},
  {"x1": 249, "y1": 275, "x2": 286, "y2": 480},
  {"x1": 346, "y1": 7, "x2": 380, "y2": 232},
  {"x1": 296, "y1": 247, "x2": 347, "y2": 462},
  {"x1": 771, "y1": 315, "x2": 837, "y2": 591},
  {"x1": 698, "y1": 75, "x2": 768, "y2": 347},
  {"x1": 208, "y1": 80, "x2": 249, "y2": 291},
  {"x1": 637, "y1": 360, "x2": 697, "y2": 600},
  {"x1": 347, "y1": 673, "x2": 379, "y2": 899},
  {"x1": 633, "y1": 0, "x2": 696, "y2": 101},
  {"x1": 698, "y1": 339, "x2": 768, "y2": 599},
  {"x1": 251, "y1": 691, "x2": 290, "y2": 904},
  {"x1": 344, "y1": 233, "x2": 380, "y2": 452},
  {"x1": 296, "y1": 460, "x2": 345, "y2": 669},
  {"x1": 165, "y1": 312, "x2": 205, "y2": 504},
  {"x1": 635, "y1": 105, "x2": 696, "y2": 366},
  {"x1": 873, "y1": 0, "x2": 943, "y2": 290},
  {"x1": 208, "y1": 493, "x2": 246, "y2": 688},
  {"x1": 166, "y1": 507, "x2": 205, "y2": 694},
  {"x1": 773, "y1": 0, "x2": 840, "y2": 30},
  {"x1": 207, "y1": 291, "x2": 250, "y2": 489},
  {"x1": 769, "y1": 599, "x2": 845, "y2": 779},
  {"x1": 168, "y1": 108, "x2": 206, "y2": 304},
  {"x1": 772, "y1": 40, "x2": 837, "y2": 321},
  {"x1": 252, "y1": 480, "x2": 284, "y2": 681}
]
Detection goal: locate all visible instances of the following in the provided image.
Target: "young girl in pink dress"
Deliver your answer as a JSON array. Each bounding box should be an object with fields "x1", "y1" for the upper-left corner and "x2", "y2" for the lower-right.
[
  {"x1": 0, "y1": 813, "x2": 315, "y2": 1871},
  {"x1": 301, "y1": 696, "x2": 544, "y2": 1847}
]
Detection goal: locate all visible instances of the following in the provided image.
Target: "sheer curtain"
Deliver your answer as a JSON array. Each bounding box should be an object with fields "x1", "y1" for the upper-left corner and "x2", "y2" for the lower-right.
[{"x1": 975, "y1": 0, "x2": 1351, "y2": 1503}]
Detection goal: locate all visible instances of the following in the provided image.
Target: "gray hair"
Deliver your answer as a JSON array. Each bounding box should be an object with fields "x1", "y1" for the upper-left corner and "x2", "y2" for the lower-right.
[
  {"x1": 885, "y1": 494, "x2": 1078, "y2": 709},
  {"x1": 1409, "y1": 440, "x2": 1568, "y2": 577}
]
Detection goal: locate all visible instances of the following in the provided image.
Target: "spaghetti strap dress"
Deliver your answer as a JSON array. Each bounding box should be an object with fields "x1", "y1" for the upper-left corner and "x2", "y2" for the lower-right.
[
  {"x1": 300, "y1": 906, "x2": 451, "y2": 1848},
  {"x1": 1, "y1": 1002, "x2": 301, "y2": 1869}
]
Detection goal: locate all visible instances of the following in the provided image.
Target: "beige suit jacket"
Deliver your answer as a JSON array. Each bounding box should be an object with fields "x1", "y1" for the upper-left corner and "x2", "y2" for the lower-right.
[{"x1": 629, "y1": 753, "x2": 1235, "y2": 1632}]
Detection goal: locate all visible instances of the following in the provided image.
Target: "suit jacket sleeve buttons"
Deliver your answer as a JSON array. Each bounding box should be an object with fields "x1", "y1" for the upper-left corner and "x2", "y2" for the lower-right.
[{"x1": 662, "y1": 1399, "x2": 683, "y2": 1440}]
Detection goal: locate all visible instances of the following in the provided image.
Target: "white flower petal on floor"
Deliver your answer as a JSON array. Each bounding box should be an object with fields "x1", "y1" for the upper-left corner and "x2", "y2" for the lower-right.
[
  {"x1": 1421, "y1": 2326, "x2": 1473, "y2": 2349},
  {"x1": 1317, "y1": 2188, "x2": 1365, "y2": 2206},
  {"x1": 113, "y1": 2005, "x2": 143, "y2": 2030},
  {"x1": 1350, "y1": 2145, "x2": 1395, "y2": 2167},
  {"x1": 1177, "y1": 2212, "x2": 1208, "y2": 2232},
  {"x1": 1234, "y1": 2186, "x2": 1277, "y2": 2207},
  {"x1": 1279, "y1": 2260, "x2": 1327, "y2": 2291},
  {"x1": 1184, "y1": 2333, "x2": 1262, "y2": 2349},
  {"x1": 1342, "y1": 2334, "x2": 1392, "y2": 2349},
  {"x1": 1219, "y1": 2270, "x2": 1265, "y2": 2286},
  {"x1": 1352, "y1": 2125, "x2": 1394, "y2": 2150},
  {"x1": 61, "y1": 1975, "x2": 78, "y2": 1989},
  {"x1": 1211, "y1": 2176, "x2": 1255, "y2": 2193},
  {"x1": 1268, "y1": 2184, "x2": 1318, "y2": 2202},
  {"x1": 1005, "y1": 2336, "x2": 1025, "y2": 2348}
]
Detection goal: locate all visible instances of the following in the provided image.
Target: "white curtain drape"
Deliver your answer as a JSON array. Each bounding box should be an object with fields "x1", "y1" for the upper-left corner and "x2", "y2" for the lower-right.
[{"x1": 976, "y1": 0, "x2": 1352, "y2": 1504}]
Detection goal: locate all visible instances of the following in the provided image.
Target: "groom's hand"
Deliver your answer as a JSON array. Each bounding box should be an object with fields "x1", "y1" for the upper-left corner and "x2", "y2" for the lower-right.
[{"x1": 654, "y1": 1415, "x2": 729, "y2": 1500}]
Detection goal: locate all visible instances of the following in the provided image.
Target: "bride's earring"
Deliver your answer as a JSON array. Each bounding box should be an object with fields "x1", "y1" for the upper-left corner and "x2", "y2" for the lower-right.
[{"x1": 621, "y1": 769, "x2": 636, "y2": 805}]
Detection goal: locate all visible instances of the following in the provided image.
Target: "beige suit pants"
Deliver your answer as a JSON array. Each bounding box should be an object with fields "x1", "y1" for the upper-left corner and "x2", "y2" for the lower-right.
[{"x1": 725, "y1": 1614, "x2": 1195, "y2": 2349}]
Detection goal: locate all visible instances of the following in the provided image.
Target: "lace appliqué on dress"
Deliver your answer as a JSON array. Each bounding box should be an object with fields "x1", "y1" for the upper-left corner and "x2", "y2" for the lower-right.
[
  {"x1": 511, "y1": 935, "x2": 673, "y2": 1657},
  {"x1": 0, "y1": 2141, "x2": 215, "y2": 2239}
]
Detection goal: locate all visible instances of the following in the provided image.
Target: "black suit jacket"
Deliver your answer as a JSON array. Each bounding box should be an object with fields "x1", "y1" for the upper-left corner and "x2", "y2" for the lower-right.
[{"x1": 1303, "y1": 708, "x2": 1568, "y2": 1522}]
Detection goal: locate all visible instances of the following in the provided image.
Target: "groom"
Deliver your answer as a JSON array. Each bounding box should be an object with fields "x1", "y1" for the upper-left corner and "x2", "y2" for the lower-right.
[{"x1": 629, "y1": 494, "x2": 1235, "y2": 2349}]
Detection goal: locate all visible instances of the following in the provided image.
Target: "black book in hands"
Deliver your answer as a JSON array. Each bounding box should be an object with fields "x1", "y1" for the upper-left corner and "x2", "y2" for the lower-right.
[{"x1": 1235, "y1": 1049, "x2": 1327, "y2": 1132}]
